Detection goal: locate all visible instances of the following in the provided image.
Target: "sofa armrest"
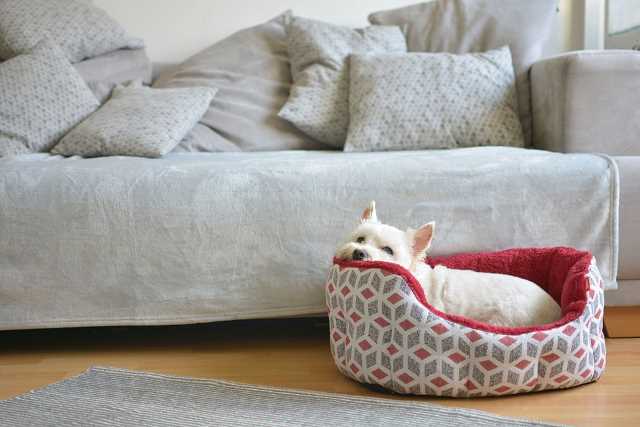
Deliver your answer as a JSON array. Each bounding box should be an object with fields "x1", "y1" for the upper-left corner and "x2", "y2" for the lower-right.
[{"x1": 531, "y1": 50, "x2": 640, "y2": 155}]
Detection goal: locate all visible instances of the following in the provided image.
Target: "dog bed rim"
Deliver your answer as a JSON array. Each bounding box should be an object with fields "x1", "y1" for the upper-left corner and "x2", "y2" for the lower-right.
[{"x1": 331, "y1": 247, "x2": 593, "y2": 336}]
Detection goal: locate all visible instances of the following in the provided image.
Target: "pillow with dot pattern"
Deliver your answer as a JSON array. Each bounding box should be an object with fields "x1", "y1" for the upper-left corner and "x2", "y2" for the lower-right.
[
  {"x1": 52, "y1": 85, "x2": 217, "y2": 158},
  {"x1": 0, "y1": 41, "x2": 99, "y2": 157},
  {"x1": 343, "y1": 47, "x2": 525, "y2": 152},
  {"x1": 0, "y1": 0, "x2": 143, "y2": 63},
  {"x1": 279, "y1": 16, "x2": 406, "y2": 148}
]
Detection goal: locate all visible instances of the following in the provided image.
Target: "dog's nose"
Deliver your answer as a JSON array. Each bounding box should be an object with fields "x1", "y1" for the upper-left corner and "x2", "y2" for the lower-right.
[{"x1": 352, "y1": 249, "x2": 367, "y2": 261}]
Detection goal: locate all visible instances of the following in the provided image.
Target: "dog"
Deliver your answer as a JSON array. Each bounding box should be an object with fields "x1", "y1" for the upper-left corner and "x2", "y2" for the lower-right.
[{"x1": 335, "y1": 201, "x2": 562, "y2": 328}]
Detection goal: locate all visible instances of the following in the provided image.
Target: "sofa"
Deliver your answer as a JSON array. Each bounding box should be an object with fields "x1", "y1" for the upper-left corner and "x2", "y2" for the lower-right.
[
  {"x1": 531, "y1": 50, "x2": 640, "y2": 310},
  {"x1": 0, "y1": 48, "x2": 636, "y2": 331}
]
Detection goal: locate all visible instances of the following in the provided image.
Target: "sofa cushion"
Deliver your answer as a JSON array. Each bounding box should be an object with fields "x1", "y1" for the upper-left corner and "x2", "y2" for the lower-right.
[
  {"x1": 154, "y1": 12, "x2": 329, "y2": 153},
  {"x1": 52, "y1": 85, "x2": 216, "y2": 158},
  {"x1": 279, "y1": 16, "x2": 407, "y2": 147},
  {"x1": 344, "y1": 48, "x2": 524, "y2": 152},
  {"x1": 0, "y1": 41, "x2": 99, "y2": 157},
  {"x1": 0, "y1": 0, "x2": 143, "y2": 63},
  {"x1": 369, "y1": 0, "x2": 558, "y2": 145},
  {"x1": 74, "y1": 48, "x2": 153, "y2": 103}
]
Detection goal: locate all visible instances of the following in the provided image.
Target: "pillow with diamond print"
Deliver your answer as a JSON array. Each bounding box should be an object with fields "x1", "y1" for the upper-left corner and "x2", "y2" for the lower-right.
[
  {"x1": 0, "y1": 0, "x2": 143, "y2": 63},
  {"x1": 52, "y1": 85, "x2": 216, "y2": 158},
  {"x1": 279, "y1": 16, "x2": 406, "y2": 148},
  {"x1": 0, "y1": 41, "x2": 99, "y2": 157},
  {"x1": 343, "y1": 47, "x2": 525, "y2": 152},
  {"x1": 368, "y1": 0, "x2": 558, "y2": 146}
]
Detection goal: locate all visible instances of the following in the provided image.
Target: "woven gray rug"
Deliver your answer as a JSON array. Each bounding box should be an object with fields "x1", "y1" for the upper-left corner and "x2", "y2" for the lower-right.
[{"x1": 0, "y1": 367, "x2": 560, "y2": 427}]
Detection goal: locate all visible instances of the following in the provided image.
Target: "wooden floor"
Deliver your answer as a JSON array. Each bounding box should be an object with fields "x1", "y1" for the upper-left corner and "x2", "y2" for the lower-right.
[{"x1": 1, "y1": 318, "x2": 639, "y2": 426}]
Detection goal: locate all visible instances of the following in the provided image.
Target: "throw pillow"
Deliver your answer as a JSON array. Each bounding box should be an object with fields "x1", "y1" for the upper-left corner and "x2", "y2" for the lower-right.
[
  {"x1": 368, "y1": 0, "x2": 558, "y2": 145},
  {"x1": 154, "y1": 12, "x2": 328, "y2": 152},
  {"x1": 0, "y1": 0, "x2": 143, "y2": 63},
  {"x1": 279, "y1": 16, "x2": 407, "y2": 147},
  {"x1": 52, "y1": 85, "x2": 216, "y2": 158},
  {"x1": 343, "y1": 47, "x2": 525, "y2": 152},
  {"x1": 74, "y1": 48, "x2": 153, "y2": 103},
  {"x1": 0, "y1": 41, "x2": 99, "y2": 157}
]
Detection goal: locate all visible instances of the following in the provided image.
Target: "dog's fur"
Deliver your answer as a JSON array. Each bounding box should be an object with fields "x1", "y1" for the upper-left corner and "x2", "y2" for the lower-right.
[{"x1": 335, "y1": 202, "x2": 562, "y2": 328}]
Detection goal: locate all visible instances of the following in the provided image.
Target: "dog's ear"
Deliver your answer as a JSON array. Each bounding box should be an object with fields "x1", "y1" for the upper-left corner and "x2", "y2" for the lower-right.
[
  {"x1": 360, "y1": 201, "x2": 379, "y2": 223},
  {"x1": 411, "y1": 221, "x2": 435, "y2": 261}
]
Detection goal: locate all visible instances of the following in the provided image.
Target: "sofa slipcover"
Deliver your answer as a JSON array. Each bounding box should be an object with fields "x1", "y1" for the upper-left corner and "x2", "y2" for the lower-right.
[
  {"x1": 530, "y1": 50, "x2": 640, "y2": 306},
  {"x1": 0, "y1": 148, "x2": 618, "y2": 330}
]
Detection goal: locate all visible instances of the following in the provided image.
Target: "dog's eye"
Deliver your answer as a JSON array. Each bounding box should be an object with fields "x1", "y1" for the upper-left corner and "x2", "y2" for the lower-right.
[
  {"x1": 356, "y1": 236, "x2": 365, "y2": 243},
  {"x1": 381, "y1": 246, "x2": 394, "y2": 255}
]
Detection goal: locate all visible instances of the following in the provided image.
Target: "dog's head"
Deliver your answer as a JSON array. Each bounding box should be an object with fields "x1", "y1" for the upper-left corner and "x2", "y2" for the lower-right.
[{"x1": 335, "y1": 201, "x2": 435, "y2": 271}]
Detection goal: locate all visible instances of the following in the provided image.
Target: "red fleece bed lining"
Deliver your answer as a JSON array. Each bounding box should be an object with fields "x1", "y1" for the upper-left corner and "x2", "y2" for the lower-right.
[{"x1": 333, "y1": 247, "x2": 591, "y2": 336}]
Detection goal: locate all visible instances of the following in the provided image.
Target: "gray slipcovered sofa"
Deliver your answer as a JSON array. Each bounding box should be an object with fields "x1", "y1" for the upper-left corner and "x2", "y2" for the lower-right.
[
  {"x1": 531, "y1": 50, "x2": 640, "y2": 306},
  {"x1": 0, "y1": 49, "x2": 636, "y2": 330}
]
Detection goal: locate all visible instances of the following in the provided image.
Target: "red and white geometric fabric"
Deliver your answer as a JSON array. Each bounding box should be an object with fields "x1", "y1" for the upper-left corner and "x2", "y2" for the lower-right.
[{"x1": 326, "y1": 247, "x2": 606, "y2": 397}]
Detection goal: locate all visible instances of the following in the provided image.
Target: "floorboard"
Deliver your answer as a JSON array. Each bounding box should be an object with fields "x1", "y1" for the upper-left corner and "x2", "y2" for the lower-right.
[{"x1": 1, "y1": 318, "x2": 639, "y2": 426}]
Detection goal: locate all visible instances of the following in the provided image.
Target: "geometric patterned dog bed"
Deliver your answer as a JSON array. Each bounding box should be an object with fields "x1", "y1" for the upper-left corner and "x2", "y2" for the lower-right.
[{"x1": 326, "y1": 247, "x2": 606, "y2": 397}]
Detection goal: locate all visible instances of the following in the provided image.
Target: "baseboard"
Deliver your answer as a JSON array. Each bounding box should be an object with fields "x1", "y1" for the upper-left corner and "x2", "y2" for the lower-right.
[
  {"x1": 605, "y1": 280, "x2": 640, "y2": 306},
  {"x1": 604, "y1": 306, "x2": 640, "y2": 338}
]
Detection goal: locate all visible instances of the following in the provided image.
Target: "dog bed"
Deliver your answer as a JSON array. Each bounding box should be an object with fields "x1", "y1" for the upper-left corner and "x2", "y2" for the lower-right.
[{"x1": 326, "y1": 247, "x2": 606, "y2": 397}]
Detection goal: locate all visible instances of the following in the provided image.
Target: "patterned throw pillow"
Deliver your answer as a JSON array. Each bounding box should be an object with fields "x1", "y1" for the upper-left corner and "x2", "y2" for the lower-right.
[
  {"x1": 0, "y1": 41, "x2": 100, "y2": 157},
  {"x1": 343, "y1": 47, "x2": 525, "y2": 152},
  {"x1": 279, "y1": 16, "x2": 406, "y2": 147},
  {"x1": 154, "y1": 12, "x2": 328, "y2": 152},
  {"x1": 52, "y1": 85, "x2": 217, "y2": 158},
  {"x1": 0, "y1": 0, "x2": 143, "y2": 63},
  {"x1": 368, "y1": 0, "x2": 558, "y2": 146}
]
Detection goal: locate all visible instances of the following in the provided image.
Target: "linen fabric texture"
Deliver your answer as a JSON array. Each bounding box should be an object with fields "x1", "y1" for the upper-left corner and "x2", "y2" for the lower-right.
[
  {"x1": 73, "y1": 48, "x2": 153, "y2": 103},
  {"x1": 368, "y1": 0, "x2": 558, "y2": 145},
  {"x1": 279, "y1": 16, "x2": 407, "y2": 147},
  {"x1": 0, "y1": 148, "x2": 618, "y2": 330},
  {"x1": 344, "y1": 47, "x2": 524, "y2": 152},
  {"x1": 0, "y1": 0, "x2": 143, "y2": 63},
  {"x1": 52, "y1": 85, "x2": 216, "y2": 158},
  {"x1": 154, "y1": 12, "x2": 328, "y2": 153},
  {"x1": 0, "y1": 41, "x2": 99, "y2": 157}
]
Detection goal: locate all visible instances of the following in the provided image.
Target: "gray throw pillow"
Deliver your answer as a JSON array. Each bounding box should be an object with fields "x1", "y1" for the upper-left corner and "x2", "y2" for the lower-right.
[
  {"x1": 154, "y1": 12, "x2": 328, "y2": 153},
  {"x1": 0, "y1": 41, "x2": 99, "y2": 157},
  {"x1": 344, "y1": 47, "x2": 525, "y2": 152},
  {"x1": 279, "y1": 16, "x2": 407, "y2": 147},
  {"x1": 0, "y1": 0, "x2": 143, "y2": 63},
  {"x1": 52, "y1": 85, "x2": 216, "y2": 158},
  {"x1": 368, "y1": 0, "x2": 558, "y2": 145}
]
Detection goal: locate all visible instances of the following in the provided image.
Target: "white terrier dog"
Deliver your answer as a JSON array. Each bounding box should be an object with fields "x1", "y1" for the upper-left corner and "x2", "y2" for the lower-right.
[{"x1": 335, "y1": 201, "x2": 562, "y2": 328}]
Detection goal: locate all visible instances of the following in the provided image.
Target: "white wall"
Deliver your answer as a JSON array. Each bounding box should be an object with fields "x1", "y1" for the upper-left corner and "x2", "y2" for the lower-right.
[{"x1": 95, "y1": 0, "x2": 582, "y2": 64}]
